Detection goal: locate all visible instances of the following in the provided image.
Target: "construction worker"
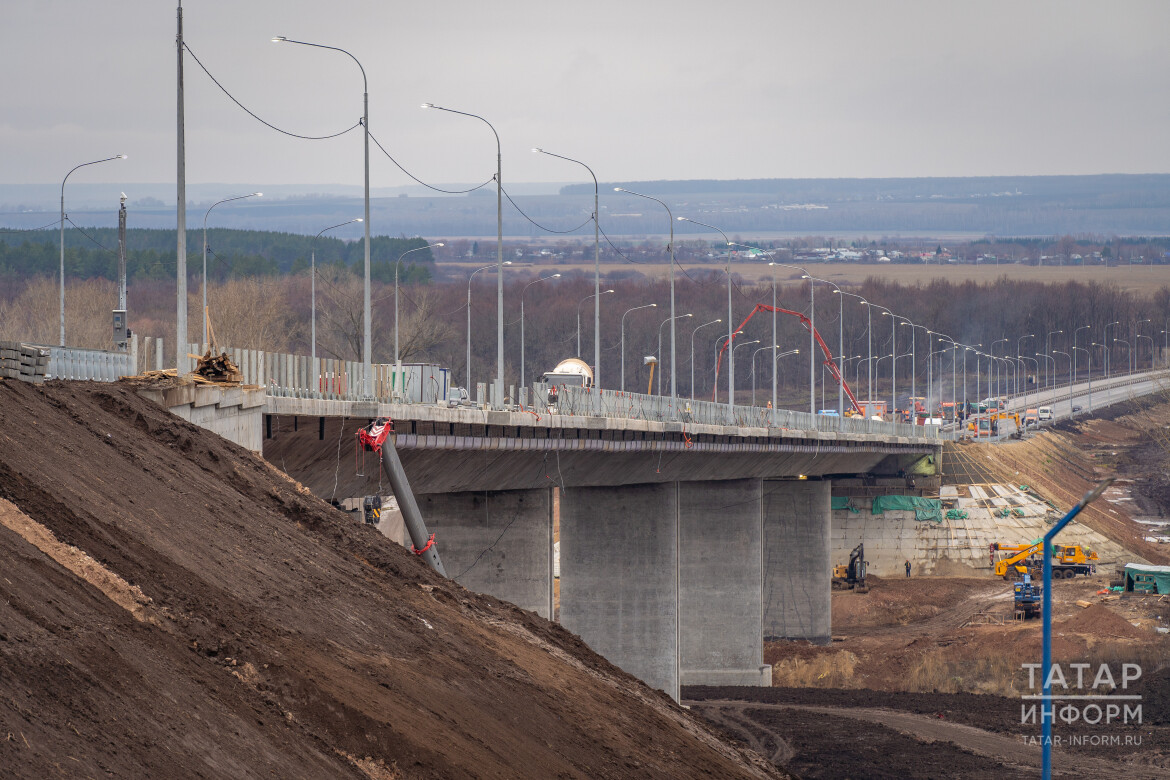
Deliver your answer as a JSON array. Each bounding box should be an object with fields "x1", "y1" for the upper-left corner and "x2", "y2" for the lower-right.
[{"x1": 905, "y1": 559, "x2": 912, "y2": 578}]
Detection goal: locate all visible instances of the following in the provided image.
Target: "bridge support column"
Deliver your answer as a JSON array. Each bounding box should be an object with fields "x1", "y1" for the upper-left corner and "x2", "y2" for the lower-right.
[
  {"x1": 559, "y1": 483, "x2": 680, "y2": 701},
  {"x1": 762, "y1": 479, "x2": 831, "y2": 643},
  {"x1": 679, "y1": 479, "x2": 770, "y2": 687},
  {"x1": 417, "y1": 489, "x2": 554, "y2": 619}
]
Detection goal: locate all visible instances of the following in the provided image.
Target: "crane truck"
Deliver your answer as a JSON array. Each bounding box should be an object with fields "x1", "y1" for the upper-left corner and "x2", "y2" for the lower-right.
[{"x1": 992, "y1": 541, "x2": 1098, "y2": 579}]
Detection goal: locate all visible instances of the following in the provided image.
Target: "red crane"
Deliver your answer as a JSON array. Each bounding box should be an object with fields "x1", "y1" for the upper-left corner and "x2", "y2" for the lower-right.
[{"x1": 713, "y1": 303, "x2": 864, "y2": 415}]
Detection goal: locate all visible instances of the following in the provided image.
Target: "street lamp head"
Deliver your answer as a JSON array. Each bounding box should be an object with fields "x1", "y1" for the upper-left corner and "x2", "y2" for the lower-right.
[
  {"x1": 421, "y1": 103, "x2": 434, "y2": 109},
  {"x1": 118, "y1": 155, "x2": 128, "y2": 159},
  {"x1": 650, "y1": 303, "x2": 657, "y2": 307},
  {"x1": 603, "y1": 289, "x2": 615, "y2": 294},
  {"x1": 434, "y1": 242, "x2": 444, "y2": 247},
  {"x1": 675, "y1": 216, "x2": 685, "y2": 221},
  {"x1": 355, "y1": 218, "x2": 363, "y2": 222},
  {"x1": 552, "y1": 273, "x2": 561, "y2": 278},
  {"x1": 503, "y1": 261, "x2": 513, "y2": 266},
  {"x1": 252, "y1": 192, "x2": 263, "y2": 197},
  {"x1": 769, "y1": 261, "x2": 777, "y2": 267},
  {"x1": 715, "y1": 319, "x2": 723, "y2": 323},
  {"x1": 613, "y1": 187, "x2": 624, "y2": 193},
  {"x1": 531, "y1": 148, "x2": 543, "y2": 153},
  {"x1": 683, "y1": 313, "x2": 693, "y2": 318},
  {"x1": 271, "y1": 36, "x2": 287, "y2": 43}
]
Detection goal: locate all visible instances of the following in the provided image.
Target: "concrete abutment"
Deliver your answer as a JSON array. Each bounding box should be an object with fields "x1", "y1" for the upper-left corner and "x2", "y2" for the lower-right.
[{"x1": 762, "y1": 479, "x2": 832, "y2": 644}]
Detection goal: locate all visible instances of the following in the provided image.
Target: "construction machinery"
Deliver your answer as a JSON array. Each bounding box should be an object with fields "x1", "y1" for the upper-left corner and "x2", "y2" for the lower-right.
[
  {"x1": 832, "y1": 543, "x2": 869, "y2": 593},
  {"x1": 1013, "y1": 572, "x2": 1043, "y2": 619},
  {"x1": 992, "y1": 541, "x2": 1098, "y2": 579}
]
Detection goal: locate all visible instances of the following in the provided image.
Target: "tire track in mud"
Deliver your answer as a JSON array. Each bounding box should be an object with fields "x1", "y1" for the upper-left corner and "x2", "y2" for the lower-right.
[{"x1": 687, "y1": 699, "x2": 1166, "y2": 779}]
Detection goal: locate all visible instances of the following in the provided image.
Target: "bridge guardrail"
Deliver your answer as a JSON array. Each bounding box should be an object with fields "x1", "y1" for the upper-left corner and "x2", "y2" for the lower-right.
[{"x1": 542, "y1": 384, "x2": 947, "y2": 440}]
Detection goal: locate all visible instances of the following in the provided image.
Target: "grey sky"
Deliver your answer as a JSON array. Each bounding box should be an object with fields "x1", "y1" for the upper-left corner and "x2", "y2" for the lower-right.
[{"x1": 2, "y1": 0, "x2": 1168, "y2": 189}]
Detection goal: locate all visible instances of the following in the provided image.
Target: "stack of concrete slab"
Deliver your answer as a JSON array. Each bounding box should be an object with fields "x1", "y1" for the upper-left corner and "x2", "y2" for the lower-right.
[{"x1": 0, "y1": 342, "x2": 49, "y2": 385}]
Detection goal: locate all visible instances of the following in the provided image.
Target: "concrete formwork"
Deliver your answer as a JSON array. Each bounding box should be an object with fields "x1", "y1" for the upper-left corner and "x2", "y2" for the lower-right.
[
  {"x1": 678, "y1": 479, "x2": 770, "y2": 687},
  {"x1": 559, "y1": 482, "x2": 680, "y2": 701},
  {"x1": 418, "y1": 489, "x2": 554, "y2": 619},
  {"x1": 762, "y1": 479, "x2": 832, "y2": 643}
]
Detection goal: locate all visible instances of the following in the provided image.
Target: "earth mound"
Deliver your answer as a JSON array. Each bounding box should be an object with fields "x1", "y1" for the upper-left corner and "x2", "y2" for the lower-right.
[{"x1": 0, "y1": 379, "x2": 782, "y2": 779}]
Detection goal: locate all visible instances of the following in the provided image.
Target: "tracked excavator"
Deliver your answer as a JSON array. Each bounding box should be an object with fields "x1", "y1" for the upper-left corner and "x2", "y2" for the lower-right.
[{"x1": 832, "y1": 543, "x2": 869, "y2": 593}]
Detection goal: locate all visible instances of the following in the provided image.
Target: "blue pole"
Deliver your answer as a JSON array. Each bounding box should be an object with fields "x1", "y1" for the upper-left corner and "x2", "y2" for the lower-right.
[{"x1": 1040, "y1": 477, "x2": 1113, "y2": 780}]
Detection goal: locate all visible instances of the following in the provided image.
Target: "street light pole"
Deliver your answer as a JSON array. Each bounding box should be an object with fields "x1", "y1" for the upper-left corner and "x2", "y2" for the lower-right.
[
  {"x1": 311, "y1": 217, "x2": 363, "y2": 364},
  {"x1": 769, "y1": 262, "x2": 815, "y2": 415},
  {"x1": 617, "y1": 188, "x2": 678, "y2": 417},
  {"x1": 620, "y1": 303, "x2": 657, "y2": 392},
  {"x1": 520, "y1": 273, "x2": 561, "y2": 391},
  {"x1": 1045, "y1": 330, "x2": 1062, "y2": 390},
  {"x1": 534, "y1": 148, "x2": 602, "y2": 387},
  {"x1": 203, "y1": 192, "x2": 261, "y2": 346},
  {"x1": 678, "y1": 217, "x2": 735, "y2": 408},
  {"x1": 425, "y1": 103, "x2": 504, "y2": 406},
  {"x1": 273, "y1": 36, "x2": 371, "y2": 396},
  {"x1": 805, "y1": 275, "x2": 845, "y2": 417},
  {"x1": 1103, "y1": 321, "x2": 1120, "y2": 381},
  {"x1": 60, "y1": 154, "x2": 126, "y2": 346},
  {"x1": 657, "y1": 313, "x2": 692, "y2": 395},
  {"x1": 466, "y1": 262, "x2": 508, "y2": 396},
  {"x1": 691, "y1": 319, "x2": 723, "y2": 401},
  {"x1": 578, "y1": 289, "x2": 614, "y2": 358},
  {"x1": 394, "y1": 241, "x2": 442, "y2": 365}
]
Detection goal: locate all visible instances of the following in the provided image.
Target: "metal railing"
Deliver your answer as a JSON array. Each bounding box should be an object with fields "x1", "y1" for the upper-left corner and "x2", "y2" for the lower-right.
[
  {"x1": 187, "y1": 344, "x2": 450, "y2": 404},
  {"x1": 534, "y1": 383, "x2": 947, "y2": 440}
]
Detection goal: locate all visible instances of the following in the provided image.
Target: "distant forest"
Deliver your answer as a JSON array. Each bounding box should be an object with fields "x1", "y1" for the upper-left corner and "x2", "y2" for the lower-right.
[{"x1": 0, "y1": 228, "x2": 434, "y2": 284}]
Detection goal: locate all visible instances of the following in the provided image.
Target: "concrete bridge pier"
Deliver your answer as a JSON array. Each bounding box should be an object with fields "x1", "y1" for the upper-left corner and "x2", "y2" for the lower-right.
[
  {"x1": 559, "y1": 482, "x2": 680, "y2": 699},
  {"x1": 679, "y1": 479, "x2": 771, "y2": 688},
  {"x1": 762, "y1": 478, "x2": 832, "y2": 644},
  {"x1": 559, "y1": 479, "x2": 773, "y2": 701},
  {"x1": 418, "y1": 489, "x2": 554, "y2": 620}
]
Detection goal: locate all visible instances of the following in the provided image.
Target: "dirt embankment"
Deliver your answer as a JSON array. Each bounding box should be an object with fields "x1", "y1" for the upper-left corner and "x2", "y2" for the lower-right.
[
  {"x1": 0, "y1": 379, "x2": 783, "y2": 780},
  {"x1": 944, "y1": 398, "x2": 1170, "y2": 565}
]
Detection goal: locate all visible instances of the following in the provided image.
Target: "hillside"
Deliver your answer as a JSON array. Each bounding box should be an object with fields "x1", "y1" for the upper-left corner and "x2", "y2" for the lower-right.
[{"x1": 0, "y1": 379, "x2": 782, "y2": 779}]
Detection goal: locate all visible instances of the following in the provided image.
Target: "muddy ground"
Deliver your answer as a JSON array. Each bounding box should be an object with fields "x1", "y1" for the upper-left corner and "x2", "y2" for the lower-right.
[
  {"x1": 0, "y1": 379, "x2": 782, "y2": 779},
  {"x1": 686, "y1": 575, "x2": 1170, "y2": 778}
]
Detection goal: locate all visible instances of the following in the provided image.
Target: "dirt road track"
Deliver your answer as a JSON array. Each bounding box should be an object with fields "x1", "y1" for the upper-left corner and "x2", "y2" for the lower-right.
[{"x1": 689, "y1": 699, "x2": 1170, "y2": 779}]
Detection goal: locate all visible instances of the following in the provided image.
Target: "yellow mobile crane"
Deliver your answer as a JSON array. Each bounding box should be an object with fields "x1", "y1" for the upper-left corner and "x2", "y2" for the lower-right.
[{"x1": 992, "y1": 541, "x2": 1098, "y2": 579}]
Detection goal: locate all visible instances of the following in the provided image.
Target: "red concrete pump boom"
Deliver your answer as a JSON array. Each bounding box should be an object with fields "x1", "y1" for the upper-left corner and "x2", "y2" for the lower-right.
[{"x1": 714, "y1": 303, "x2": 864, "y2": 415}]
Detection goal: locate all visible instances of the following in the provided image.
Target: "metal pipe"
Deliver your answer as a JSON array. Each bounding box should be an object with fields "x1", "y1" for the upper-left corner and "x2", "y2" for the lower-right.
[{"x1": 379, "y1": 434, "x2": 447, "y2": 577}]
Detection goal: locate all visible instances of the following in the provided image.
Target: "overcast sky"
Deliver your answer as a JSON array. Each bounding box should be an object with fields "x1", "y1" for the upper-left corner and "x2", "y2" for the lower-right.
[{"x1": 2, "y1": 0, "x2": 1168, "y2": 190}]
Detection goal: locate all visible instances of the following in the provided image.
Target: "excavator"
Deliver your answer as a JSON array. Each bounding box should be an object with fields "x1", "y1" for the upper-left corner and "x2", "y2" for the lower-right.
[
  {"x1": 832, "y1": 543, "x2": 869, "y2": 593},
  {"x1": 992, "y1": 540, "x2": 1098, "y2": 579}
]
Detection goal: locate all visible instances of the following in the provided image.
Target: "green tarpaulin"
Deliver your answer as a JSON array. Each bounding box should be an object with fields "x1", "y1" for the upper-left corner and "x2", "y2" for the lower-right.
[
  {"x1": 871, "y1": 495, "x2": 943, "y2": 523},
  {"x1": 1123, "y1": 564, "x2": 1170, "y2": 594},
  {"x1": 831, "y1": 497, "x2": 860, "y2": 513},
  {"x1": 945, "y1": 509, "x2": 969, "y2": 520}
]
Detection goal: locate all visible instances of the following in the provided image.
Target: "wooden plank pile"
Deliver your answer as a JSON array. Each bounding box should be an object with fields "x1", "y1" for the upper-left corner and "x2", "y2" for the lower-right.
[
  {"x1": 0, "y1": 341, "x2": 49, "y2": 385},
  {"x1": 190, "y1": 349, "x2": 243, "y2": 385}
]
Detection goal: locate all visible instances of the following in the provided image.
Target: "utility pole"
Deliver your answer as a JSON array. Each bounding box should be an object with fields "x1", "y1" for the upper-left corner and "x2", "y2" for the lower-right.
[
  {"x1": 175, "y1": 0, "x2": 188, "y2": 374},
  {"x1": 114, "y1": 195, "x2": 129, "y2": 352}
]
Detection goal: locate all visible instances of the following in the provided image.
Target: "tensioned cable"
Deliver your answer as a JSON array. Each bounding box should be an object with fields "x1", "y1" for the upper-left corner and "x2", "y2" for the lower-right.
[
  {"x1": 64, "y1": 218, "x2": 116, "y2": 254},
  {"x1": 366, "y1": 129, "x2": 494, "y2": 195},
  {"x1": 0, "y1": 219, "x2": 60, "y2": 234},
  {"x1": 498, "y1": 184, "x2": 593, "y2": 235},
  {"x1": 184, "y1": 43, "x2": 360, "y2": 140}
]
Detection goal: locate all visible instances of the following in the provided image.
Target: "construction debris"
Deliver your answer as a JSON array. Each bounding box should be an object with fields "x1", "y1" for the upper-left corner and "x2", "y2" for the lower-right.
[
  {"x1": 190, "y1": 349, "x2": 242, "y2": 384},
  {"x1": 0, "y1": 341, "x2": 49, "y2": 385}
]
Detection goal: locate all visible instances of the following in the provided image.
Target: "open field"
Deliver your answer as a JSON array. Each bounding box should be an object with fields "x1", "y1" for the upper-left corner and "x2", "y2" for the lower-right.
[{"x1": 439, "y1": 261, "x2": 1170, "y2": 294}]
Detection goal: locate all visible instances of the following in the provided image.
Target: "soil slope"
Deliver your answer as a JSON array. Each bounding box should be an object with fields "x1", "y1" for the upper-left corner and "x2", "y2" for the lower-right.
[{"x1": 0, "y1": 379, "x2": 782, "y2": 779}]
